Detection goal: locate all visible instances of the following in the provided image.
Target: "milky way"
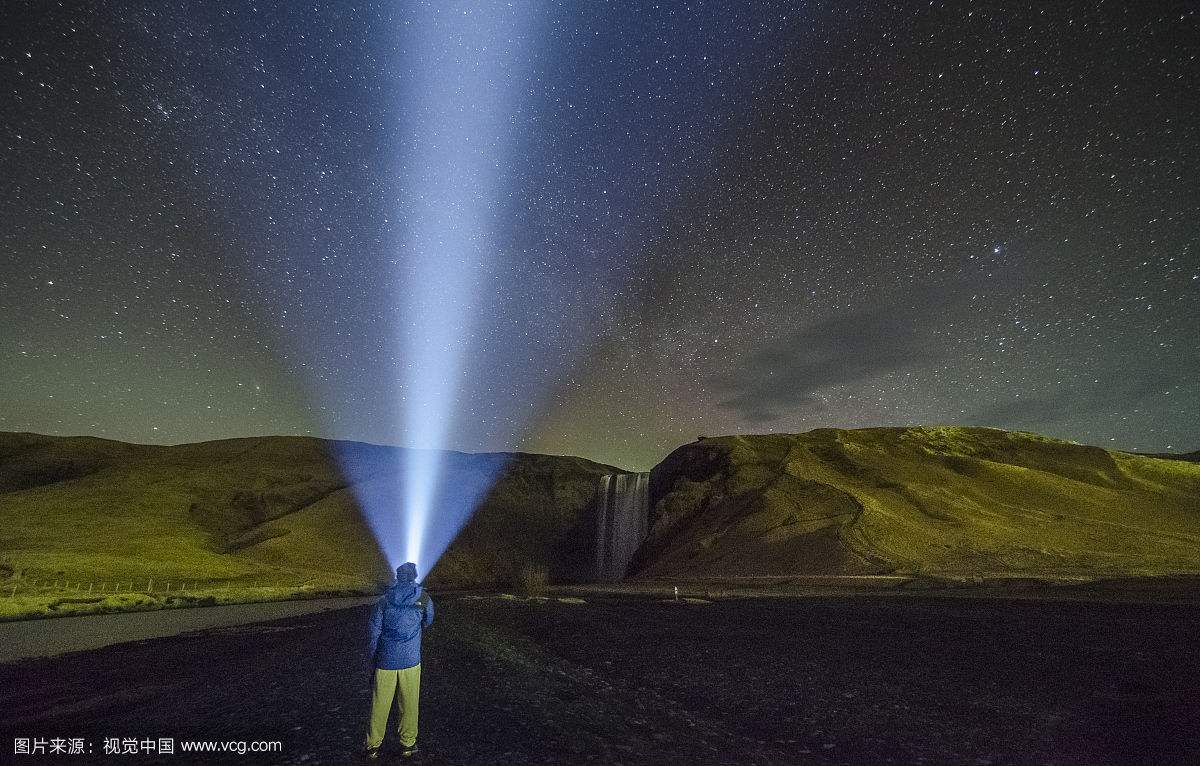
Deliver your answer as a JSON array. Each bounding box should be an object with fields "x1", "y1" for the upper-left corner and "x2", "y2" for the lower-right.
[{"x1": 2, "y1": 1, "x2": 1197, "y2": 470}]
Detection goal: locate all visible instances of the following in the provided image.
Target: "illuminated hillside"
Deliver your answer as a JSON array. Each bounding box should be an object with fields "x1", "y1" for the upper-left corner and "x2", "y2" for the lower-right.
[
  {"x1": 3, "y1": 426, "x2": 1199, "y2": 620},
  {"x1": 0, "y1": 432, "x2": 615, "y2": 617},
  {"x1": 637, "y1": 427, "x2": 1200, "y2": 578}
]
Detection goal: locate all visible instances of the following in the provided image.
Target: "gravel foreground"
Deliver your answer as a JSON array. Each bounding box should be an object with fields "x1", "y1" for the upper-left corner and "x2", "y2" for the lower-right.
[{"x1": 1, "y1": 593, "x2": 1197, "y2": 765}]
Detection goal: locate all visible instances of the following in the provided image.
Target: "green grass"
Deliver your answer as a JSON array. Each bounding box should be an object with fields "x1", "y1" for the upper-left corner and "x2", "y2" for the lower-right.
[
  {"x1": 642, "y1": 426, "x2": 1200, "y2": 579},
  {"x1": 0, "y1": 583, "x2": 377, "y2": 622},
  {"x1": 0, "y1": 432, "x2": 617, "y2": 619},
  {"x1": 5, "y1": 426, "x2": 1198, "y2": 620}
]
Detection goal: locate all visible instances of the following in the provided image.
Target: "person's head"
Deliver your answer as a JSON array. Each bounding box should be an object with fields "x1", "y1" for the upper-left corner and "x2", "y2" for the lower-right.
[{"x1": 395, "y1": 562, "x2": 418, "y2": 584}]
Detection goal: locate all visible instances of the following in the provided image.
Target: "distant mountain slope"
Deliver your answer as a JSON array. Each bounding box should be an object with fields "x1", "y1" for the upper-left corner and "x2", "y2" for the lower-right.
[
  {"x1": 0, "y1": 432, "x2": 616, "y2": 593},
  {"x1": 5, "y1": 427, "x2": 1199, "y2": 608},
  {"x1": 1135, "y1": 450, "x2": 1200, "y2": 464},
  {"x1": 637, "y1": 427, "x2": 1200, "y2": 578}
]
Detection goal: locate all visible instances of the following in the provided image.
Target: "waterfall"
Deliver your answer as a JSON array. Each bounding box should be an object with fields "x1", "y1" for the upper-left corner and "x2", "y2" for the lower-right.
[{"x1": 594, "y1": 472, "x2": 650, "y2": 582}]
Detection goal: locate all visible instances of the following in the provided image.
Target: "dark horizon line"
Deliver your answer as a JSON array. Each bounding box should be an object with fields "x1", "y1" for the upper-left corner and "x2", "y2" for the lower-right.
[{"x1": 3, "y1": 425, "x2": 1196, "y2": 468}]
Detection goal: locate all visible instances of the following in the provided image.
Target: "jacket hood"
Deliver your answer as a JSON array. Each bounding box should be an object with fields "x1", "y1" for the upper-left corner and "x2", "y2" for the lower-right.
[{"x1": 387, "y1": 582, "x2": 422, "y2": 607}]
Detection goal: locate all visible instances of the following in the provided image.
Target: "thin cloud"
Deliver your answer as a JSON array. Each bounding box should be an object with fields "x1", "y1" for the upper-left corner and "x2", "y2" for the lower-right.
[{"x1": 719, "y1": 303, "x2": 942, "y2": 423}]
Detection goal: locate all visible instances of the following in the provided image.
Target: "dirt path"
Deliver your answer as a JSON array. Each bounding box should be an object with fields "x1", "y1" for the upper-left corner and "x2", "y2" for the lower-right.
[{"x1": 1, "y1": 594, "x2": 1197, "y2": 764}]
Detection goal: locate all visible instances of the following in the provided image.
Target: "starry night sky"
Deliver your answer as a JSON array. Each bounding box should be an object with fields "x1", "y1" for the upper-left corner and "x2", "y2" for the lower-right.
[{"x1": 2, "y1": 1, "x2": 1197, "y2": 471}]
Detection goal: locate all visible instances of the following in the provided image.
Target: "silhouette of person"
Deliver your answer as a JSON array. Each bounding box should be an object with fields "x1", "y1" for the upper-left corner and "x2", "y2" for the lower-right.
[{"x1": 364, "y1": 562, "x2": 434, "y2": 760}]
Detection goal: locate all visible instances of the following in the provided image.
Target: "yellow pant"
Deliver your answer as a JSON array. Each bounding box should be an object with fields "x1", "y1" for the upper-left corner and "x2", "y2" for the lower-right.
[{"x1": 366, "y1": 664, "x2": 421, "y2": 750}]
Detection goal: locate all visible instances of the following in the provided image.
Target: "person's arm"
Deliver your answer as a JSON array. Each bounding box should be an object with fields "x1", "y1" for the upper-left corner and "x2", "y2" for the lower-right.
[
  {"x1": 423, "y1": 594, "x2": 435, "y2": 627},
  {"x1": 366, "y1": 600, "x2": 383, "y2": 666}
]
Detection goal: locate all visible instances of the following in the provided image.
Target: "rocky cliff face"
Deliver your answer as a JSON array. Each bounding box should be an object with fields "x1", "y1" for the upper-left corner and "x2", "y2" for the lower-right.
[
  {"x1": 422, "y1": 451, "x2": 619, "y2": 586},
  {"x1": 636, "y1": 427, "x2": 1200, "y2": 578}
]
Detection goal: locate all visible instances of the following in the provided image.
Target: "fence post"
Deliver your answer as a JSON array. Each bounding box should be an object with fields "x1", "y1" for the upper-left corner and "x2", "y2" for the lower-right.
[
  {"x1": 88, "y1": 582, "x2": 93, "y2": 594},
  {"x1": 147, "y1": 578, "x2": 153, "y2": 593}
]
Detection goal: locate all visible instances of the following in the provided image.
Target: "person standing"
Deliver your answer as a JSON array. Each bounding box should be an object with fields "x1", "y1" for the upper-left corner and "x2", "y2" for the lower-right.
[{"x1": 364, "y1": 562, "x2": 434, "y2": 760}]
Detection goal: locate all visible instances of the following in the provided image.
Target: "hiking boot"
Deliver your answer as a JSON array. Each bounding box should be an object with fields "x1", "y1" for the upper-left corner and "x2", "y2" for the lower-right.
[
  {"x1": 399, "y1": 742, "x2": 420, "y2": 758},
  {"x1": 364, "y1": 746, "x2": 381, "y2": 761}
]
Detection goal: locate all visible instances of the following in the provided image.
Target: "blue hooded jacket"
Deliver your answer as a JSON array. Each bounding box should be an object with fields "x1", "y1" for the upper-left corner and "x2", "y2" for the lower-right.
[{"x1": 367, "y1": 563, "x2": 434, "y2": 670}]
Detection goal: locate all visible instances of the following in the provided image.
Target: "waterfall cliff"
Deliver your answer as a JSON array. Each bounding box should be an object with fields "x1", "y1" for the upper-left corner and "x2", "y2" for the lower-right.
[{"x1": 594, "y1": 472, "x2": 650, "y2": 581}]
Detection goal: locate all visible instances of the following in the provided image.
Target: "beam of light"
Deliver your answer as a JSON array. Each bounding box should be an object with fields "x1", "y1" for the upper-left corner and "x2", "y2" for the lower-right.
[{"x1": 359, "y1": 1, "x2": 545, "y2": 578}]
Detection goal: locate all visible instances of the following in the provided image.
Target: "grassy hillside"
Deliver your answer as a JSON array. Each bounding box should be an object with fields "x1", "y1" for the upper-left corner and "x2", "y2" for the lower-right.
[
  {"x1": 0, "y1": 432, "x2": 616, "y2": 618},
  {"x1": 636, "y1": 427, "x2": 1200, "y2": 579},
  {"x1": 5, "y1": 426, "x2": 1198, "y2": 619}
]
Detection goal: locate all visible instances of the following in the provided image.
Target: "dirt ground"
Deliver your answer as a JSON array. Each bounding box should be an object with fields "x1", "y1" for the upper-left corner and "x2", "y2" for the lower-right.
[{"x1": 2, "y1": 591, "x2": 1198, "y2": 765}]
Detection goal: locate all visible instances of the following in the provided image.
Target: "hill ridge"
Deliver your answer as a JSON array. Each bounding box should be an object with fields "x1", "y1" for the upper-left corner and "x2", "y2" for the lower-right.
[
  {"x1": 2, "y1": 426, "x2": 1199, "y2": 618},
  {"x1": 640, "y1": 426, "x2": 1200, "y2": 579}
]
